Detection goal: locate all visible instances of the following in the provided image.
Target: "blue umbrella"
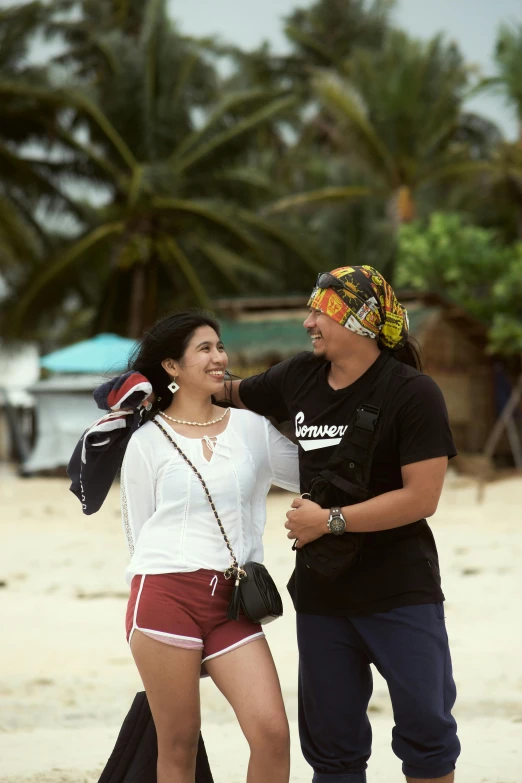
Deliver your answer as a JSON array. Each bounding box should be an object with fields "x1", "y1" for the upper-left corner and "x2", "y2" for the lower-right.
[{"x1": 40, "y1": 333, "x2": 138, "y2": 374}]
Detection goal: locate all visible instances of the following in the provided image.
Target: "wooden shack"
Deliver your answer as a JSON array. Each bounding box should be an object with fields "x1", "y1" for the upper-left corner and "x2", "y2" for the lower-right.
[
  {"x1": 400, "y1": 292, "x2": 495, "y2": 454},
  {"x1": 215, "y1": 293, "x2": 496, "y2": 455}
]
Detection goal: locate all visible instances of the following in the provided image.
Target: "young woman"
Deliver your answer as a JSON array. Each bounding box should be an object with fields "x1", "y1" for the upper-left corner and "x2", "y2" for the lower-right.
[{"x1": 117, "y1": 311, "x2": 299, "y2": 783}]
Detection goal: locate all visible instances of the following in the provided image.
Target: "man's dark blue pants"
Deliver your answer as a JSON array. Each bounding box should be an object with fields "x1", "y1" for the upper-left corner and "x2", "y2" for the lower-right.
[{"x1": 297, "y1": 604, "x2": 461, "y2": 781}]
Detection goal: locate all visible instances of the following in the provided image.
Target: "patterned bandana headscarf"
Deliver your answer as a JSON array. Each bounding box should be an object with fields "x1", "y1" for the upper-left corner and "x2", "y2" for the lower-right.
[{"x1": 307, "y1": 265, "x2": 409, "y2": 350}]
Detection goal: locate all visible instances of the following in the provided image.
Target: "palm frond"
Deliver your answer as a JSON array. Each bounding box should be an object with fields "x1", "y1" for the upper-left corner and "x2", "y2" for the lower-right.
[
  {"x1": 160, "y1": 236, "x2": 210, "y2": 306},
  {"x1": 183, "y1": 167, "x2": 275, "y2": 197},
  {"x1": 263, "y1": 186, "x2": 370, "y2": 215},
  {"x1": 417, "y1": 160, "x2": 504, "y2": 185},
  {"x1": 0, "y1": 140, "x2": 92, "y2": 224},
  {"x1": 193, "y1": 239, "x2": 274, "y2": 287},
  {"x1": 171, "y1": 95, "x2": 297, "y2": 174},
  {"x1": 0, "y1": 194, "x2": 41, "y2": 266},
  {"x1": 53, "y1": 124, "x2": 127, "y2": 189},
  {"x1": 152, "y1": 198, "x2": 258, "y2": 251},
  {"x1": 64, "y1": 87, "x2": 138, "y2": 172},
  {"x1": 495, "y1": 23, "x2": 522, "y2": 120},
  {"x1": 311, "y1": 70, "x2": 397, "y2": 183},
  {"x1": 0, "y1": 80, "x2": 138, "y2": 173},
  {"x1": 11, "y1": 222, "x2": 125, "y2": 335},
  {"x1": 284, "y1": 24, "x2": 335, "y2": 66},
  {"x1": 172, "y1": 87, "x2": 282, "y2": 161},
  {"x1": 239, "y1": 211, "x2": 322, "y2": 274}
]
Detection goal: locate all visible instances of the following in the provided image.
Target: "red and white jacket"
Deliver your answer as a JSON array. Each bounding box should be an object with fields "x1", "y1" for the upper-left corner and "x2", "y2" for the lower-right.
[{"x1": 67, "y1": 371, "x2": 152, "y2": 514}]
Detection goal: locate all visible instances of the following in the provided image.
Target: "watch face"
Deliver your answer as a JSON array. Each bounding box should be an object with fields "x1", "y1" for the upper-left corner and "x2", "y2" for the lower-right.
[{"x1": 329, "y1": 516, "x2": 346, "y2": 535}]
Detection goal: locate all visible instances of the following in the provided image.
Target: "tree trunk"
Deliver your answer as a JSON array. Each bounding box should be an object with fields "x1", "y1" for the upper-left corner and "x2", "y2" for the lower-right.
[
  {"x1": 143, "y1": 253, "x2": 159, "y2": 331},
  {"x1": 386, "y1": 186, "x2": 416, "y2": 284},
  {"x1": 395, "y1": 185, "x2": 416, "y2": 223},
  {"x1": 128, "y1": 262, "x2": 146, "y2": 338}
]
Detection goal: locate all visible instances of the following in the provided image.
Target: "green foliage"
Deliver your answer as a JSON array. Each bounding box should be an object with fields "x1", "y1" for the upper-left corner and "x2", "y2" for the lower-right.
[
  {"x1": 490, "y1": 247, "x2": 522, "y2": 354},
  {"x1": 397, "y1": 213, "x2": 522, "y2": 354},
  {"x1": 489, "y1": 314, "x2": 522, "y2": 356}
]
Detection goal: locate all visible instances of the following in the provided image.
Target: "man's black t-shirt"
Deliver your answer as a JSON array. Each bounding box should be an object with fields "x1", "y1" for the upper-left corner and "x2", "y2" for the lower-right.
[{"x1": 239, "y1": 351, "x2": 457, "y2": 617}]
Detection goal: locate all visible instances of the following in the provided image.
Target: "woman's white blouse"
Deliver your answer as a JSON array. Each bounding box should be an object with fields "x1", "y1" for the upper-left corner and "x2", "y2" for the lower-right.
[{"x1": 121, "y1": 409, "x2": 299, "y2": 584}]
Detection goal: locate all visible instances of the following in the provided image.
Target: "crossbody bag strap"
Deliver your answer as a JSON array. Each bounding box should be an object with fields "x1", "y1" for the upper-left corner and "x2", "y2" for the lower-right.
[
  {"x1": 352, "y1": 356, "x2": 400, "y2": 486},
  {"x1": 325, "y1": 353, "x2": 396, "y2": 462},
  {"x1": 151, "y1": 419, "x2": 244, "y2": 580},
  {"x1": 316, "y1": 354, "x2": 400, "y2": 493}
]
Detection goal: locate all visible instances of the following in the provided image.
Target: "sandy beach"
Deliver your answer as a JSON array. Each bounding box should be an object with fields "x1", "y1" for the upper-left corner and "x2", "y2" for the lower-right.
[{"x1": 1, "y1": 466, "x2": 521, "y2": 783}]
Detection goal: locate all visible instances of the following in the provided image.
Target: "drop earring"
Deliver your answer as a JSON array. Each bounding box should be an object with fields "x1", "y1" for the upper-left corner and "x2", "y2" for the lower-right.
[{"x1": 168, "y1": 378, "x2": 179, "y2": 395}]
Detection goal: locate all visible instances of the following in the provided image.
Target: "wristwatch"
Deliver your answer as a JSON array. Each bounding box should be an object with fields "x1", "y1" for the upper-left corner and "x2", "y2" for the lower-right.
[{"x1": 327, "y1": 507, "x2": 347, "y2": 536}]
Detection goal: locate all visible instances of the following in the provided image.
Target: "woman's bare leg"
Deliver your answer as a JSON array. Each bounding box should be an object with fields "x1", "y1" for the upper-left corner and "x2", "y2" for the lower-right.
[
  {"x1": 407, "y1": 776, "x2": 454, "y2": 783},
  {"x1": 131, "y1": 631, "x2": 202, "y2": 783},
  {"x1": 205, "y1": 638, "x2": 290, "y2": 783}
]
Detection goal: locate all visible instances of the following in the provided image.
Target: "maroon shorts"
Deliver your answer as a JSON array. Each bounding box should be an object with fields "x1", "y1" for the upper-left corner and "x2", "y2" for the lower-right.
[{"x1": 126, "y1": 570, "x2": 264, "y2": 664}]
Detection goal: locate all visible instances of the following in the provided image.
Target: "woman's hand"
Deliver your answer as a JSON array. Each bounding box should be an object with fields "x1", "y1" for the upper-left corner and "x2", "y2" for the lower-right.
[
  {"x1": 139, "y1": 391, "x2": 155, "y2": 410},
  {"x1": 121, "y1": 392, "x2": 155, "y2": 414},
  {"x1": 284, "y1": 497, "x2": 329, "y2": 548}
]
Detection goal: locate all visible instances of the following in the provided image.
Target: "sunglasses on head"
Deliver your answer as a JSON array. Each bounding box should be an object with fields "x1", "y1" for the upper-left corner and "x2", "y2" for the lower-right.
[{"x1": 315, "y1": 272, "x2": 347, "y2": 291}]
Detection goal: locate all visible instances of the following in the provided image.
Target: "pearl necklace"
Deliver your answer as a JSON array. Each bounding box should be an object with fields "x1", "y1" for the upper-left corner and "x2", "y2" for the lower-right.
[{"x1": 159, "y1": 407, "x2": 230, "y2": 427}]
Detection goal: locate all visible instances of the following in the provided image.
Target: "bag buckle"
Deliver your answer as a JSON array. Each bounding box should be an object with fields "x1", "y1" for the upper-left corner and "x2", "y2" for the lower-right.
[{"x1": 355, "y1": 404, "x2": 380, "y2": 432}]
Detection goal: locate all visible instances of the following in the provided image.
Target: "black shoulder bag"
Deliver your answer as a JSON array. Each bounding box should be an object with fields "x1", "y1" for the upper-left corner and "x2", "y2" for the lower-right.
[
  {"x1": 152, "y1": 419, "x2": 283, "y2": 625},
  {"x1": 297, "y1": 354, "x2": 399, "y2": 582}
]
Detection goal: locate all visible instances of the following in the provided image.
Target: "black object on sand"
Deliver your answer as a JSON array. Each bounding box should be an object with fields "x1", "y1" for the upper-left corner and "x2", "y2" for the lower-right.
[{"x1": 98, "y1": 691, "x2": 214, "y2": 783}]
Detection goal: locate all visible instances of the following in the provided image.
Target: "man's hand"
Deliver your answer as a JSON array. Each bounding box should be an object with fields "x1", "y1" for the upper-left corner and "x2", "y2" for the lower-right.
[{"x1": 285, "y1": 497, "x2": 329, "y2": 548}]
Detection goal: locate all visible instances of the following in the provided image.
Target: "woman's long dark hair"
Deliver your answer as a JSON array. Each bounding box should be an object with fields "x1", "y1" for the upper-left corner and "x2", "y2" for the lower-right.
[{"x1": 129, "y1": 310, "x2": 221, "y2": 421}]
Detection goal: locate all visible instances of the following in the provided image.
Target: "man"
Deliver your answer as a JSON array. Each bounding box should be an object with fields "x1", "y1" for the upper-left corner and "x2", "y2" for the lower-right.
[{"x1": 225, "y1": 266, "x2": 460, "y2": 782}]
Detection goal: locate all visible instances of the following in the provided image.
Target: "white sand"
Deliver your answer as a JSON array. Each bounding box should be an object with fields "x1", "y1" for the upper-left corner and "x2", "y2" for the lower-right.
[{"x1": 1, "y1": 467, "x2": 521, "y2": 783}]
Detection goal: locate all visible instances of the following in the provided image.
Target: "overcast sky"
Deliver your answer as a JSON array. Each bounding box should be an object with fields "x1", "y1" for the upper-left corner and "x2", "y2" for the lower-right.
[{"x1": 2, "y1": 0, "x2": 521, "y2": 136}]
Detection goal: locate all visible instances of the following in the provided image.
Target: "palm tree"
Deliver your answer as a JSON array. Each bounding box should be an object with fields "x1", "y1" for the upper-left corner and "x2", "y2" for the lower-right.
[
  {"x1": 490, "y1": 22, "x2": 522, "y2": 141},
  {"x1": 5, "y1": 0, "x2": 319, "y2": 340},
  {"x1": 264, "y1": 30, "x2": 499, "y2": 275},
  {"x1": 0, "y1": 0, "x2": 109, "y2": 337},
  {"x1": 458, "y1": 23, "x2": 522, "y2": 241},
  {"x1": 437, "y1": 24, "x2": 522, "y2": 244}
]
